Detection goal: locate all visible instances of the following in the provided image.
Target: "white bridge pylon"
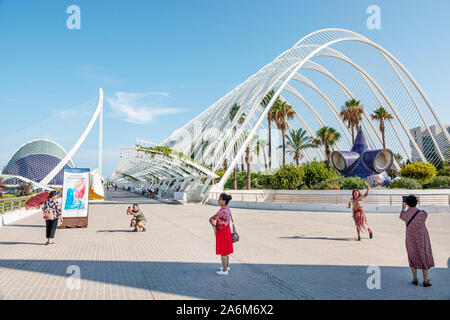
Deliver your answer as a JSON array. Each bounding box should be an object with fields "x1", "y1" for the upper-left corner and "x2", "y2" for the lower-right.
[
  {"x1": 40, "y1": 88, "x2": 104, "y2": 186},
  {"x1": 112, "y1": 28, "x2": 449, "y2": 200}
]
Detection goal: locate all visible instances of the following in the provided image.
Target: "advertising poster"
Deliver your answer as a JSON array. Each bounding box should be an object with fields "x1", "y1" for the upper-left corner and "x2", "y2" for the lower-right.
[{"x1": 62, "y1": 168, "x2": 90, "y2": 218}]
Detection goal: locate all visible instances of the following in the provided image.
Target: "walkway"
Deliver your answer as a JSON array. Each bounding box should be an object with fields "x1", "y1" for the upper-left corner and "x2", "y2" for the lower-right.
[{"x1": 0, "y1": 190, "x2": 449, "y2": 299}]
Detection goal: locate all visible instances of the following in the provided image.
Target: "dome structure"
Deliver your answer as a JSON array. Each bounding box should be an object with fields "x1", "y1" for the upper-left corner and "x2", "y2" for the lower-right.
[{"x1": 2, "y1": 139, "x2": 75, "y2": 185}]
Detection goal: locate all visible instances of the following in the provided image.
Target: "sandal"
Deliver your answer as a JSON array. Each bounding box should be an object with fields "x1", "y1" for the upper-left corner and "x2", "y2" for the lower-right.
[
  {"x1": 412, "y1": 279, "x2": 418, "y2": 285},
  {"x1": 423, "y1": 280, "x2": 432, "y2": 287}
]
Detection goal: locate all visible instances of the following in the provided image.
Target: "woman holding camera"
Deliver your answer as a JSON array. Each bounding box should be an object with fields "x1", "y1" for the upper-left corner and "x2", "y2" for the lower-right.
[{"x1": 400, "y1": 195, "x2": 434, "y2": 287}]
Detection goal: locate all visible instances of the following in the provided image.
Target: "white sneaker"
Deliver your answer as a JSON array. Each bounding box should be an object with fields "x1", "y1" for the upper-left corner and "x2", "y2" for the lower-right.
[
  {"x1": 216, "y1": 270, "x2": 229, "y2": 276},
  {"x1": 218, "y1": 266, "x2": 231, "y2": 272}
]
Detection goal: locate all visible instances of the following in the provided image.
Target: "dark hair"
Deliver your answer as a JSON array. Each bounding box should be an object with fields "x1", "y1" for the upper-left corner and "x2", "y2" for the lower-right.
[
  {"x1": 48, "y1": 190, "x2": 59, "y2": 199},
  {"x1": 219, "y1": 193, "x2": 232, "y2": 205},
  {"x1": 132, "y1": 203, "x2": 139, "y2": 208},
  {"x1": 405, "y1": 195, "x2": 418, "y2": 207},
  {"x1": 352, "y1": 189, "x2": 361, "y2": 199}
]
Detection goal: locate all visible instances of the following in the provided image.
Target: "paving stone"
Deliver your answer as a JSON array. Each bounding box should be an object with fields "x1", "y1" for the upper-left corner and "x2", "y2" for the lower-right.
[{"x1": 0, "y1": 189, "x2": 448, "y2": 300}]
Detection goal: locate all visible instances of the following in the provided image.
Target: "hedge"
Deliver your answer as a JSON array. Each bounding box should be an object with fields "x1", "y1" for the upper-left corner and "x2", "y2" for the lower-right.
[
  {"x1": 424, "y1": 176, "x2": 450, "y2": 189},
  {"x1": 401, "y1": 162, "x2": 437, "y2": 185},
  {"x1": 390, "y1": 177, "x2": 422, "y2": 189}
]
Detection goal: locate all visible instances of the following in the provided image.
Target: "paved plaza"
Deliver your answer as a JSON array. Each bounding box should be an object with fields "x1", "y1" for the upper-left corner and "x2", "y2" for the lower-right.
[{"x1": 0, "y1": 189, "x2": 449, "y2": 300}]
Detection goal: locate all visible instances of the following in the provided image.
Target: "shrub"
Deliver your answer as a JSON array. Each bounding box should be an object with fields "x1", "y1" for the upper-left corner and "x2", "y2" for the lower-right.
[
  {"x1": 319, "y1": 179, "x2": 341, "y2": 190},
  {"x1": 302, "y1": 161, "x2": 338, "y2": 188},
  {"x1": 437, "y1": 166, "x2": 450, "y2": 177},
  {"x1": 223, "y1": 171, "x2": 273, "y2": 190},
  {"x1": 390, "y1": 177, "x2": 422, "y2": 189},
  {"x1": 401, "y1": 162, "x2": 437, "y2": 185},
  {"x1": 224, "y1": 171, "x2": 247, "y2": 190},
  {"x1": 424, "y1": 176, "x2": 450, "y2": 189},
  {"x1": 270, "y1": 164, "x2": 305, "y2": 190},
  {"x1": 259, "y1": 173, "x2": 274, "y2": 189},
  {"x1": 320, "y1": 176, "x2": 367, "y2": 190}
]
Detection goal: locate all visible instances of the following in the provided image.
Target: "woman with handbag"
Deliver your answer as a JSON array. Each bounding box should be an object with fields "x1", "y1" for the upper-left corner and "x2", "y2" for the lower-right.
[
  {"x1": 42, "y1": 190, "x2": 62, "y2": 245},
  {"x1": 209, "y1": 193, "x2": 236, "y2": 276},
  {"x1": 400, "y1": 195, "x2": 434, "y2": 287}
]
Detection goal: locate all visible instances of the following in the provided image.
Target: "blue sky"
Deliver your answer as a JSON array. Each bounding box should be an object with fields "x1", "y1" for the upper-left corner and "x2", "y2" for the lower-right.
[{"x1": 1, "y1": 0, "x2": 449, "y2": 177}]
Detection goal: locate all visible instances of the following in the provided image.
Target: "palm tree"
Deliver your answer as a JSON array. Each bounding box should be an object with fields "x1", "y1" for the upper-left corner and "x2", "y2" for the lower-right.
[
  {"x1": 272, "y1": 100, "x2": 295, "y2": 165},
  {"x1": 229, "y1": 103, "x2": 245, "y2": 189},
  {"x1": 244, "y1": 136, "x2": 261, "y2": 190},
  {"x1": 255, "y1": 139, "x2": 268, "y2": 170},
  {"x1": 341, "y1": 99, "x2": 364, "y2": 144},
  {"x1": 286, "y1": 128, "x2": 317, "y2": 166},
  {"x1": 0, "y1": 178, "x2": 7, "y2": 198},
  {"x1": 261, "y1": 89, "x2": 278, "y2": 169},
  {"x1": 371, "y1": 106, "x2": 393, "y2": 149},
  {"x1": 316, "y1": 126, "x2": 341, "y2": 165}
]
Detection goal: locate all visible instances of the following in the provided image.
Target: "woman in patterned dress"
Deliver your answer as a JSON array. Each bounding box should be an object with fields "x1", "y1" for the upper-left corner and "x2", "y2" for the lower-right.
[
  {"x1": 209, "y1": 193, "x2": 234, "y2": 276},
  {"x1": 348, "y1": 181, "x2": 373, "y2": 241},
  {"x1": 42, "y1": 190, "x2": 62, "y2": 245},
  {"x1": 400, "y1": 195, "x2": 434, "y2": 287}
]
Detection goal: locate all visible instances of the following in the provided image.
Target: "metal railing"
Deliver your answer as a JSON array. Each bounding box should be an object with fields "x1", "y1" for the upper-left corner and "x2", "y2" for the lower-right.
[
  {"x1": 208, "y1": 190, "x2": 450, "y2": 206},
  {"x1": 0, "y1": 196, "x2": 33, "y2": 214}
]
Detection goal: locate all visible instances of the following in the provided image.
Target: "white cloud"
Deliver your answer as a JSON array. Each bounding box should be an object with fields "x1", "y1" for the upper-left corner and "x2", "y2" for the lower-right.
[{"x1": 106, "y1": 91, "x2": 185, "y2": 125}]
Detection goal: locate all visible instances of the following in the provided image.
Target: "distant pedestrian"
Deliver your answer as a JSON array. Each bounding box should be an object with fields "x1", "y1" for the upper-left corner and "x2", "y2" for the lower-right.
[
  {"x1": 348, "y1": 181, "x2": 373, "y2": 241},
  {"x1": 114, "y1": 184, "x2": 118, "y2": 191},
  {"x1": 400, "y1": 195, "x2": 434, "y2": 287},
  {"x1": 209, "y1": 193, "x2": 234, "y2": 276},
  {"x1": 127, "y1": 204, "x2": 147, "y2": 232},
  {"x1": 42, "y1": 190, "x2": 62, "y2": 245}
]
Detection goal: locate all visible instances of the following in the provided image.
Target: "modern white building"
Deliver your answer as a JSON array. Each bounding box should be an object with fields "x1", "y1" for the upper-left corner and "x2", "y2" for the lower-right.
[
  {"x1": 110, "y1": 28, "x2": 450, "y2": 201},
  {"x1": 410, "y1": 124, "x2": 450, "y2": 163}
]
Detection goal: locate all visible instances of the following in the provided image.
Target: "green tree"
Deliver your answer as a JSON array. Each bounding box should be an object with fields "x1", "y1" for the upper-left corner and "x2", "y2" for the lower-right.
[
  {"x1": 255, "y1": 139, "x2": 268, "y2": 170},
  {"x1": 272, "y1": 100, "x2": 295, "y2": 165},
  {"x1": 302, "y1": 161, "x2": 339, "y2": 188},
  {"x1": 285, "y1": 128, "x2": 317, "y2": 166},
  {"x1": 371, "y1": 106, "x2": 393, "y2": 149},
  {"x1": 340, "y1": 99, "x2": 364, "y2": 144},
  {"x1": 229, "y1": 103, "x2": 245, "y2": 189},
  {"x1": 270, "y1": 164, "x2": 305, "y2": 190},
  {"x1": 315, "y1": 127, "x2": 341, "y2": 165},
  {"x1": 261, "y1": 89, "x2": 278, "y2": 169}
]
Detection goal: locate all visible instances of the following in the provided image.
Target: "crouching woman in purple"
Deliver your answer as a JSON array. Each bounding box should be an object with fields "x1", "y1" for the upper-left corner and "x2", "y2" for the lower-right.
[
  {"x1": 209, "y1": 193, "x2": 233, "y2": 276},
  {"x1": 400, "y1": 195, "x2": 434, "y2": 287}
]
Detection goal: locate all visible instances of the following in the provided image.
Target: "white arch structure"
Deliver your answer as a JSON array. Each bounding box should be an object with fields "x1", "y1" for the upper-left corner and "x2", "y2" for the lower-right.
[
  {"x1": 111, "y1": 28, "x2": 449, "y2": 199},
  {"x1": 40, "y1": 88, "x2": 104, "y2": 185}
]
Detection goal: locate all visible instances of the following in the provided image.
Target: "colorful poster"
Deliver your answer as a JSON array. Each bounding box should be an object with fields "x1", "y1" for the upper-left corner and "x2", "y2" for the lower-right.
[{"x1": 62, "y1": 168, "x2": 90, "y2": 218}]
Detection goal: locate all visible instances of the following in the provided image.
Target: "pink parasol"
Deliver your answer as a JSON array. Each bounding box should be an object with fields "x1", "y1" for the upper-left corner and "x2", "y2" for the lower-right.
[{"x1": 25, "y1": 191, "x2": 49, "y2": 210}]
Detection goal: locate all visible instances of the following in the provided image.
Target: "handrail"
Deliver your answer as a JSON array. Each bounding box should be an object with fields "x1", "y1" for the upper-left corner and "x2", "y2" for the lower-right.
[{"x1": 0, "y1": 195, "x2": 34, "y2": 214}]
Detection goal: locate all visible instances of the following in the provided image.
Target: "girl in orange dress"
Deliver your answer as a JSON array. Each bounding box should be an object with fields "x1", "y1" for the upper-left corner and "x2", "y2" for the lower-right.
[
  {"x1": 348, "y1": 181, "x2": 373, "y2": 241},
  {"x1": 209, "y1": 193, "x2": 233, "y2": 276}
]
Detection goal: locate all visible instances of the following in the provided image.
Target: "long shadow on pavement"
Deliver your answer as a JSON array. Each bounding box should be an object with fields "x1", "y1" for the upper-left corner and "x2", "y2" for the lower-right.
[
  {"x1": 0, "y1": 259, "x2": 448, "y2": 300},
  {"x1": 280, "y1": 235, "x2": 354, "y2": 241}
]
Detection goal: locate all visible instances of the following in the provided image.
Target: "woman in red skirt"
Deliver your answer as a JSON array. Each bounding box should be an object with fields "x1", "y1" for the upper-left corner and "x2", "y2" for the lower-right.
[
  {"x1": 347, "y1": 181, "x2": 373, "y2": 241},
  {"x1": 209, "y1": 193, "x2": 233, "y2": 276}
]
